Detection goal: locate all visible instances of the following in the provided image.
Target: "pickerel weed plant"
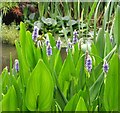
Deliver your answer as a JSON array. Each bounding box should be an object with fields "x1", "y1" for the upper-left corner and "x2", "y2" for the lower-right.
[{"x1": 0, "y1": 3, "x2": 119, "y2": 113}]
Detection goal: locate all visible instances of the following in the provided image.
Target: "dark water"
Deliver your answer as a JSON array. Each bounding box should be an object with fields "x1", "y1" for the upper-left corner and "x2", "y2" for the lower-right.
[{"x1": 0, "y1": 44, "x2": 67, "y2": 73}]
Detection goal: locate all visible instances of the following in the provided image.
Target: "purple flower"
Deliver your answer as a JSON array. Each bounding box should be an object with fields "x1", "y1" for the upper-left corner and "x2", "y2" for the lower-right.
[
  {"x1": 85, "y1": 55, "x2": 92, "y2": 72},
  {"x1": 72, "y1": 30, "x2": 78, "y2": 44},
  {"x1": 103, "y1": 60, "x2": 109, "y2": 73},
  {"x1": 56, "y1": 37, "x2": 62, "y2": 50},
  {"x1": 14, "y1": 59, "x2": 19, "y2": 72},
  {"x1": 66, "y1": 39, "x2": 72, "y2": 53},
  {"x1": 46, "y1": 44, "x2": 52, "y2": 56},
  {"x1": 45, "y1": 38, "x2": 50, "y2": 46},
  {"x1": 32, "y1": 26, "x2": 39, "y2": 42}
]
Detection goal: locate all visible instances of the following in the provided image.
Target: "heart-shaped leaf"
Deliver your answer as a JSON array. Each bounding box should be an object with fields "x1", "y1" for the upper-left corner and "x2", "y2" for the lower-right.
[{"x1": 25, "y1": 59, "x2": 54, "y2": 111}]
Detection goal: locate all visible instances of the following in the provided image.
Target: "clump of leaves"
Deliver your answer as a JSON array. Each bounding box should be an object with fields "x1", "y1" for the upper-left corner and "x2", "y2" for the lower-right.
[
  {"x1": 1, "y1": 23, "x2": 19, "y2": 45},
  {"x1": 0, "y1": 2, "x2": 18, "y2": 16}
]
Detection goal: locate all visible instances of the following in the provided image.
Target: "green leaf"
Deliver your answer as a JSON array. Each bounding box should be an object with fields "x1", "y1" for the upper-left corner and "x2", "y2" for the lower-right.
[
  {"x1": 15, "y1": 40, "x2": 30, "y2": 86},
  {"x1": 89, "y1": 72, "x2": 104, "y2": 103},
  {"x1": 29, "y1": 13, "x2": 35, "y2": 20},
  {"x1": 104, "y1": 32, "x2": 112, "y2": 57},
  {"x1": 72, "y1": 43, "x2": 80, "y2": 66},
  {"x1": 1, "y1": 67, "x2": 12, "y2": 95},
  {"x1": 25, "y1": 59, "x2": 54, "y2": 111},
  {"x1": 104, "y1": 53, "x2": 118, "y2": 111},
  {"x1": 64, "y1": 94, "x2": 79, "y2": 111},
  {"x1": 11, "y1": 76, "x2": 23, "y2": 110},
  {"x1": 94, "y1": 0, "x2": 101, "y2": 40},
  {"x1": 19, "y1": 22, "x2": 26, "y2": 57},
  {"x1": 76, "y1": 53, "x2": 86, "y2": 90},
  {"x1": 41, "y1": 17, "x2": 57, "y2": 26},
  {"x1": 87, "y1": 1, "x2": 97, "y2": 26},
  {"x1": 67, "y1": 20, "x2": 77, "y2": 26},
  {"x1": 114, "y1": 5, "x2": 120, "y2": 47},
  {"x1": 95, "y1": 28, "x2": 105, "y2": 58},
  {"x1": 75, "y1": 97, "x2": 88, "y2": 111},
  {"x1": 91, "y1": 42, "x2": 102, "y2": 68},
  {"x1": 25, "y1": 31, "x2": 36, "y2": 70},
  {"x1": 10, "y1": 53, "x2": 12, "y2": 76},
  {"x1": 1, "y1": 86, "x2": 18, "y2": 111},
  {"x1": 103, "y1": 1, "x2": 111, "y2": 31},
  {"x1": 38, "y1": 3, "x2": 45, "y2": 18},
  {"x1": 54, "y1": 86, "x2": 68, "y2": 110},
  {"x1": 54, "y1": 50, "x2": 63, "y2": 76},
  {"x1": 47, "y1": 33, "x2": 56, "y2": 47},
  {"x1": 58, "y1": 51, "x2": 76, "y2": 91}
]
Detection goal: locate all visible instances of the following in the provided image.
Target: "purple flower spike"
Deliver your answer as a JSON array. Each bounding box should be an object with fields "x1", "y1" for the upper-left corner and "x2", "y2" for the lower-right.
[
  {"x1": 32, "y1": 26, "x2": 39, "y2": 42},
  {"x1": 103, "y1": 60, "x2": 109, "y2": 73},
  {"x1": 45, "y1": 38, "x2": 50, "y2": 46},
  {"x1": 66, "y1": 39, "x2": 72, "y2": 53},
  {"x1": 46, "y1": 44, "x2": 52, "y2": 56},
  {"x1": 14, "y1": 59, "x2": 19, "y2": 72},
  {"x1": 72, "y1": 30, "x2": 78, "y2": 44},
  {"x1": 56, "y1": 37, "x2": 62, "y2": 50},
  {"x1": 85, "y1": 55, "x2": 92, "y2": 72}
]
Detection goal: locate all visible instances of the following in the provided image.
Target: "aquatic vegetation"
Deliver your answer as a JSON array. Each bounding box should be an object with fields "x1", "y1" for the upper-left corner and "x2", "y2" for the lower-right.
[
  {"x1": 0, "y1": 20, "x2": 118, "y2": 111},
  {"x1": 0, "y1": 2, "x2": 119, "y2": 112}
]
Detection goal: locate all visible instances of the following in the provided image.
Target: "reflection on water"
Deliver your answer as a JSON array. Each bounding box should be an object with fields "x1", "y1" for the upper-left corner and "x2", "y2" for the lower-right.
[{"x1": 1, "y1": 43, "x2": 17, "y2": 72}]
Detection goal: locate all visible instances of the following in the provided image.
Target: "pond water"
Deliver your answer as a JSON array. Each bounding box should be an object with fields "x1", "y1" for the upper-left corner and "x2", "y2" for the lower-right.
[
  {"x1": 0, "y1": 43, "x2": 67, "y2": 73},
  {"x1": 1, "y1": 43, "x2": 17, "y2": 73}
]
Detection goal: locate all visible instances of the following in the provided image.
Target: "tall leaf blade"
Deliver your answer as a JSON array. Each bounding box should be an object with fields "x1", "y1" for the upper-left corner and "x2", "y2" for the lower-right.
[
  {"x1": 90, "y1": 72, "x2": 104, "y2": 103},
  {"x1": 15, "y1": 41, "x2": 30, "y2": 86},
  {"x1": 95, "y1": 28, "x2": 105, "y2": 58},
  {"x1": 104, "y1": 32, "x2": 112, "y2": 57},
  {"x1": 114, "y1": 5, "x2": 120, "y2": 47},
  {"x1": 104, "y1": 53, "x2": 118, "y2": 111},
  {"x1": 25, "y1": 31, "x2": 36, "y2": 70},
  {"x1": 20, "y1": 22, "x2": 26, "y2": 57}
]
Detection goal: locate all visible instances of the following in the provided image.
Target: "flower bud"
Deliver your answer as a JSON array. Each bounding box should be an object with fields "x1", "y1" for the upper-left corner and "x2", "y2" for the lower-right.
[
  {"x1": 66, "y1": 39, "x2": 72, "y2": 53},
  {"x1": 14, "y1": 59, "x2": 19, "y2": 72},
  {"x1": 72, "y1": 30, "x2": 78, "y2": 44},
  {"x1": 103, "y1": 60, "x2": 109, "y2": 73},
  {"x1": 56, "y1": 37, "x2": 62, "y2": 50},
  {"x1": 46, "y1": 44, "x2": 52, "y2": 56},
  {"x1": 45, "y1": 38, "x2": 50, "y2": 46}
]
